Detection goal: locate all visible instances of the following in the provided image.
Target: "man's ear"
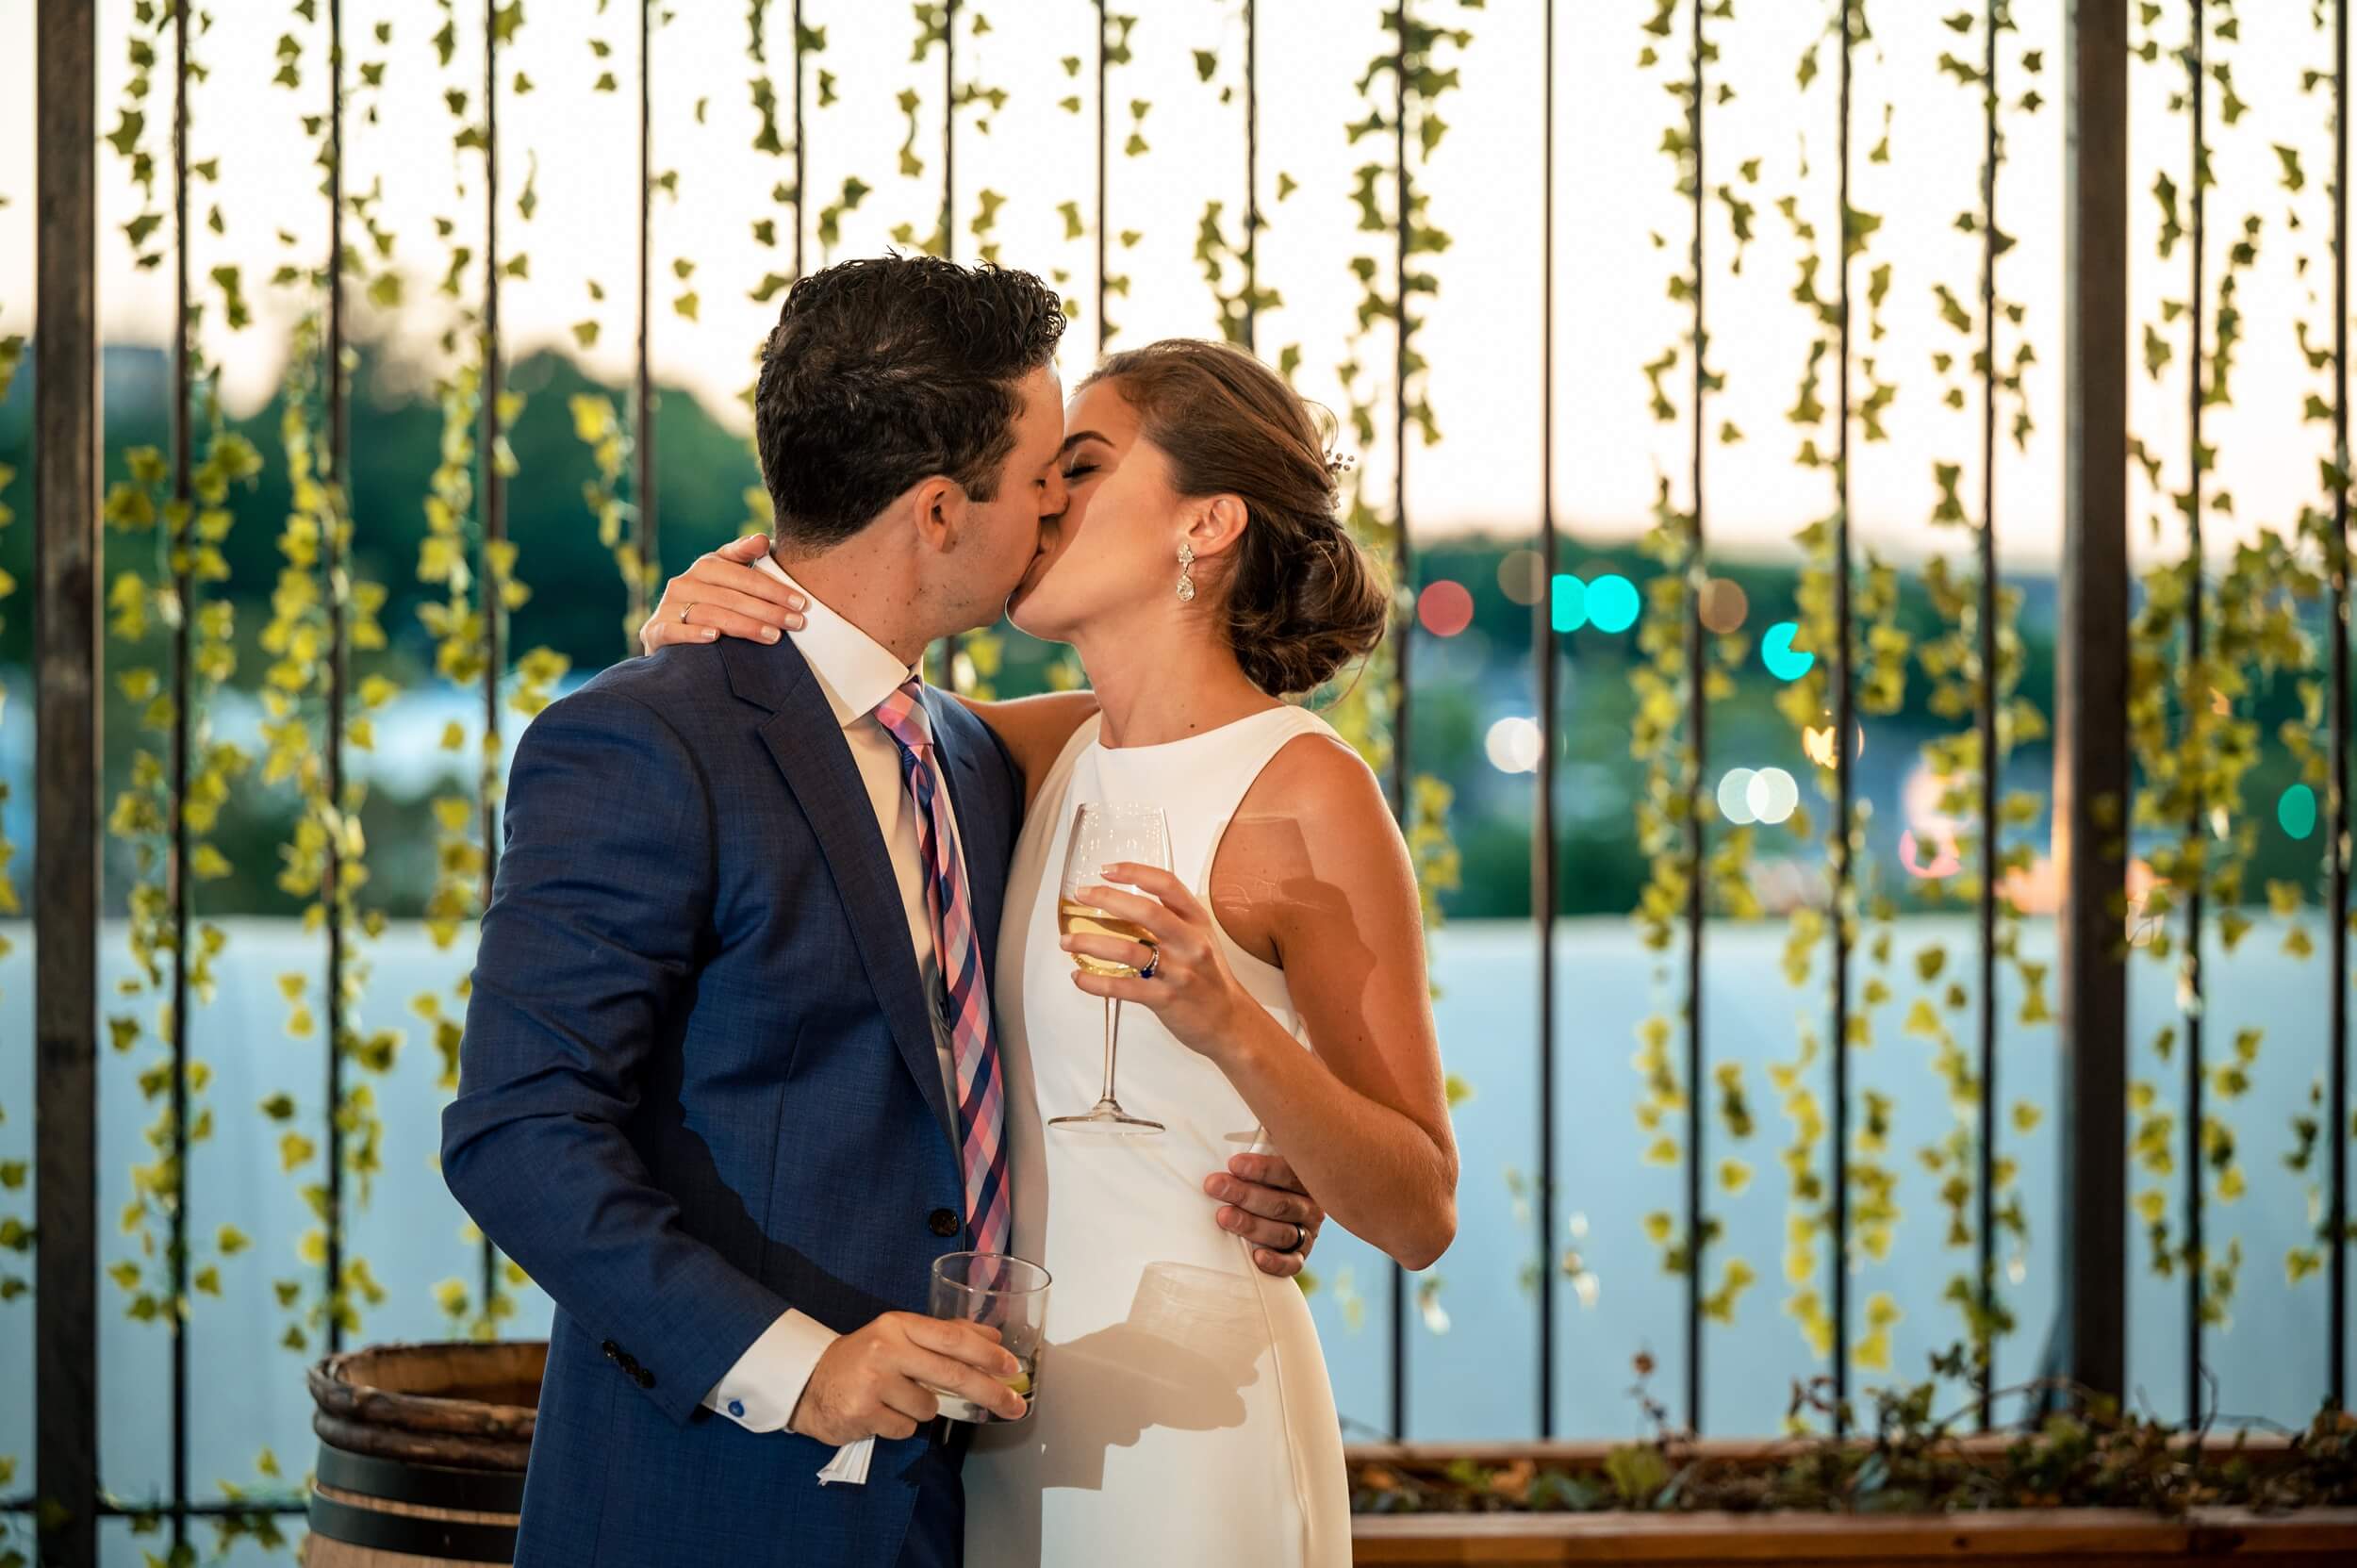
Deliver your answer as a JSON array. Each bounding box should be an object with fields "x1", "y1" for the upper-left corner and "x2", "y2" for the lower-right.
[
  {"x1": 911, "y1": 475, "x2": 967, "y2": 553},
  {"x1": 1186, "y1": 494, "x2": 1250, "y2": 563}
]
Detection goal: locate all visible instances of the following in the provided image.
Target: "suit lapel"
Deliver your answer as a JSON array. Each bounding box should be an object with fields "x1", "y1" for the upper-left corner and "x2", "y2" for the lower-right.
[{"x1": 725, "y1": 637, "x2": 959, "y2": 1154}]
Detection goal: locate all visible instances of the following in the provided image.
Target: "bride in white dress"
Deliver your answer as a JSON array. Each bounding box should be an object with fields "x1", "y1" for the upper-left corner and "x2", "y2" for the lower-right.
[
  {"x1": 651, "y1": 338, "x2": 1459, "y2": 1567},
  {"x1": 957, "y1": 339, "x2": 1461, "y2": 1568}
]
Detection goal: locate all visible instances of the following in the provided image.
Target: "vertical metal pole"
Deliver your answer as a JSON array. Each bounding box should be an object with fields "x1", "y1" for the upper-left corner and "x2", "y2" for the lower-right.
[
  {"x1": 1830, "y1": 0, "x2": 1857, "y2": 1438},
  {"x1": 1536, "y1": 0, "x2": 1558, "y2": 1444},
  {"x1": 2183, "y1": 0, "x2": 2207, "y2": 1427},
  {"x1": 1974, "y1": 0, "x2": 2003, "y2": 1432},
  {"x1": 168, "y1": 2, "x2": 194, "y2": 1546},
  {"x1": 2056, "y1": 0, "x2": 2132, "y2": 1408},
  {"x1": 935, "y1": 0, "x2": 959, "y2": 688},
  {"x1": 1096, "y1": 0, "x2": 1108, "y2": 355},
  {"x1": 34, "y1": 2, "x2": 102, "y2": 1557},
  {"x1": 1244, "y1": 0, "x2": 1260, "y2": 354},
  {"x1": 635, "y1": 0, "x2": 656, "y2": 633},
  {"x1": 943, "y1": 0, "x2": 956, "y2": 258},
  {"x1": 479, "y1": 0, "x2": 504, "y2": 1328},
  {"x1": 1389, "y1": 0, "x2": 1413, "y2": 1445},
  {"x1": 793, "y1": 0, "x2": 806, "y2": 284},
  {"x1": 1683, "y1": 0, "x2": 1710, "y2": 1438},
  {"x1": 2331, "y1": 0, "x2": 2351, "y2": 1419},
  {"x1": 324, "y1": 0, "x2": 351, "y2": 1361}
]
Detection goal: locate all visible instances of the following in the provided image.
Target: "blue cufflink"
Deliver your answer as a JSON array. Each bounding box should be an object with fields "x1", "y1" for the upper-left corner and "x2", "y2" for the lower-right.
[{"x1": 728, "y1": 1399, "x2": 745, "y2": 1418}]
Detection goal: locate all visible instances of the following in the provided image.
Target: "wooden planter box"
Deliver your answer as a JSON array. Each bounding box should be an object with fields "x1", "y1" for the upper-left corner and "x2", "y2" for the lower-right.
[{"x1": 1343, "y1": 1440, "x2": 2357, "y2": 1568}]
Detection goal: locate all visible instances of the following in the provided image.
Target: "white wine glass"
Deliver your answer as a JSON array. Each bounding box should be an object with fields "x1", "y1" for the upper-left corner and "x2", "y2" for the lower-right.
[{"x1": 1048, "y1": 801, "x2": 1170, "y2": 1137}]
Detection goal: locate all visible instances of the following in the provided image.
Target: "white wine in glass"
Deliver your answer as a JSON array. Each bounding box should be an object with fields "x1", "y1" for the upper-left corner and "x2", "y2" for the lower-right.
[{"x1": 1048, "y1": 801, "x2": 1170, "y2": 1136}]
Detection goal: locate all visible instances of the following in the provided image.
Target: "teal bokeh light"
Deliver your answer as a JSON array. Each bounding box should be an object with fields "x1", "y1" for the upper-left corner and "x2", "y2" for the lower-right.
[
  {"x1": 1762, "y1": 620, "x2": 1815, "y2": 682},
  {"x1": 1586, "y1": 574, "x2": 1640, "y2": 634},
  {"x1": 1550, "y1": 574, "x2": 1588, "y2": 633},
  {"x1": 2279, "y1": 783, "x2": 2318, "y2": 840}
]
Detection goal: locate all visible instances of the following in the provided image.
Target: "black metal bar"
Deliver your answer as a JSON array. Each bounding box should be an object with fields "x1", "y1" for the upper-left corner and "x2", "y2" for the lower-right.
[
  {"x1": 1536, "y1": 0, "x2": 1558, "y2": 1444},
  {"x1": 935, "y1": 0, "x2": 958, "y2": 689},
  {"x1": 324, "y1": 0, "x2": 352, "y2": 1362},
  {"x1": 635, "y1": 0, "x2": 655, "y2": 638},
  {"x1": 1243, "y1": 0, "x2": 1259, "y2": 353},
  {"x1": 2184, "y1": 0, "x2": 2207, "y2": 1428},
  {"x1": 1830, "y1": 0, "x2": 1856, "y2": 1439},
  {"x1": 169, "y1": 1, "x2": 193, "y2": 1548},
  {"x1": 793, "y1": 0, "x2": 806, "y2": 283},
  {"x1": 2057, "y1": 0, "x2": 2131, "y2": 1408},
  {"x1": 1973, "y1": 0, "x2": 2002, "y2": 1432},
  {"x1": 1389, "y1": 0, "x2": 1413, "y2": 1445},
  {"x1": 1683, "y1": 0, "x2": 1709, "y2": 1438},
  {"x1": 1096, "y1": 0, "x2": 1108, "y2": 355},
  {"x1": 2331, "y1": 0, "x2": 2351, "y2": 1419},
  {"x1": 943, "y1": 0, "x2": 955, "y2": 257},
  {"x1": 480, "y1": 0, "x2": 504, "y2": 1328},
  {"x1": 34, "y1": 4, "x2": 103, "y2": 1557}
]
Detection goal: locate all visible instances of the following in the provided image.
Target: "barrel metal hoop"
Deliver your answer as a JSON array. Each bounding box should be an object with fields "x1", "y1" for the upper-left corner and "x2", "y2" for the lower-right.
[
  {"x1": 315, "y1": 1441, "x2": 528, "y2": 1513},
  {"x1": 306, "y1": 1490, "x2": 519, "y2": 1563}
]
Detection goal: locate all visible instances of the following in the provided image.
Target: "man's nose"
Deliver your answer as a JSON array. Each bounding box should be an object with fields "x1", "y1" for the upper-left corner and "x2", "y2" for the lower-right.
[{"x1": 1041, "y1": 470, "x2": 1069, "y2": 517}]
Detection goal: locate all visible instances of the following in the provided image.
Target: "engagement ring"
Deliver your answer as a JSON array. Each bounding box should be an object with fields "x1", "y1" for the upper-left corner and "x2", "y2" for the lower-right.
[{"x1": 1137, "y1": 945, "x2": 1161, "y2": 981}]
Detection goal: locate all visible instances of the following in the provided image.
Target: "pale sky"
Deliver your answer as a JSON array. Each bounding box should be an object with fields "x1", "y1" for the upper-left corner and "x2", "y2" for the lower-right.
[{"x1": 0, "y1": 0, "x2": 2346, "y2": 572}]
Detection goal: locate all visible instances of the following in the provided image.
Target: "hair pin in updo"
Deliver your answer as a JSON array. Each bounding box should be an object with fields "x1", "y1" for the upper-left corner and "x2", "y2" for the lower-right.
[{"x1": 1324, "y1": 448, "x2": 1359, "y2": 477}]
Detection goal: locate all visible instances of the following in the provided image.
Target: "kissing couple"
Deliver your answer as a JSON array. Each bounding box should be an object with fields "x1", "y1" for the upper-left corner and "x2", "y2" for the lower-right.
[{"x1": 443, "y1": 254, "x2": 1458, "y2": 1567}]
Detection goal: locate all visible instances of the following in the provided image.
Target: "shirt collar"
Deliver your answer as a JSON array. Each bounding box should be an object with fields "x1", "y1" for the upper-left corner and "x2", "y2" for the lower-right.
[{"x1": 753, "y1": 552, "x2": 917, "y2": 731}]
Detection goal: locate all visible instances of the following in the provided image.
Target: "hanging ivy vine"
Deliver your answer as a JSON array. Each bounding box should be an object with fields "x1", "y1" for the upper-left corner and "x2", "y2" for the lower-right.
[
  {"x1": 1193, "y1": 2, "x2": 1278, "y2": 346},
  {"x1": 99, "y1": 0, "x2": 262, "y2": 1360},
  {"x1": 1898, "y1": 0, "x2": 2052, "y2": 1394},
  {"x1": 2281, "y1": 0, "x2": 2354, "y2": 1289},
  {"x1": 1624, "y1": 0, "x2": 1771, "y2": 1335},
  {"x1": 2122, "y1": 0, "x2": 2323, "y2": 1342}
]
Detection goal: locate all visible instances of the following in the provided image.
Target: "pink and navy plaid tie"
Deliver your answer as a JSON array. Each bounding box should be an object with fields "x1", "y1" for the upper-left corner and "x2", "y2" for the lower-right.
[{"x1": 873, "y1": 679, "x2": 1012, "y2": 1256}]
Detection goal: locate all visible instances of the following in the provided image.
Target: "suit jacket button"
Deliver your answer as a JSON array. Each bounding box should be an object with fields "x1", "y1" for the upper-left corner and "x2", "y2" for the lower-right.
[
  {"x1": 635, "y1": 1367, "x2": 656, "y2": 1390},
  {"x1": 602, "y1": 1341, "x2": 619, "y2": 1361},
  {"x1": 928, "y1": 1208, "x2": 960, "y2": 1238}
]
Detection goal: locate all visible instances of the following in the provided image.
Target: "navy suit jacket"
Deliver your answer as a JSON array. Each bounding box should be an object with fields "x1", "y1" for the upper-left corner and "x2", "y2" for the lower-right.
[{"x1": 440, "y1": 631, "x2": 1023, "y2": 1566}]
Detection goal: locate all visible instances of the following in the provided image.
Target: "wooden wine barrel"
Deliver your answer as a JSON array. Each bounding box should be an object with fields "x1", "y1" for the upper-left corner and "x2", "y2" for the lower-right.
[{"x1": 302, "y1": 1340, "x2": 547, "y2": 1566}]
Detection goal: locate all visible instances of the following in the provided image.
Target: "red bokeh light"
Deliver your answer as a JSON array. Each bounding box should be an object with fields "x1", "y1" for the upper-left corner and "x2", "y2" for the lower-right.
[{"x1": 1417, "y1": 580, "x2": 1475, "y2": 637}]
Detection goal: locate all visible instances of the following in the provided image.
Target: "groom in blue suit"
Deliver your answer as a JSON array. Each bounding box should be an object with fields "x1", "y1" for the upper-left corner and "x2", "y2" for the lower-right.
[{"x1": 441, "y1": 256, "x2": 1322, "y2": 1567}]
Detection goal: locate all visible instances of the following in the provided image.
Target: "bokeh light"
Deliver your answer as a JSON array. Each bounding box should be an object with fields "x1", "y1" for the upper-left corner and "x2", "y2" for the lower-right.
[
  {"x1": 1550, "y1": 573, "x2": 1588, "y2": 633},
  {"x1": 1485, "y1": 716, "x2": 1544, "y2": 775},
  {"x1": 1717, "y1": 767, "x2": 1758, "y2": 825},
  {"x1": 1497, "y1": 549, "x2": 1546, "y2": 606},
  {"x1": 1745, "y1": 767, "x2": 1799, "y2": 826},
  {"x1": 1801, "y1": 718, "x2": 1865, "y2": 768},
  {"x1": 1900, "y1": 828, "x2": 1964, "y2": 879},
  {"x1": 1761, "y1": 620, "x2": 1814, "y2": 681},
  {"x1": 1698, "y1": 577, "x2": 1749, "y2": 635},
  {"x1": 1586, "y1": 574, "x2": 1640, "y2": 634},
  {"x1": 1418, "y1": 580, "x2": 1475, "y2": 637},
  {"x1": 2279, "y1": 783, "x2": 2318, "y2": 839}
]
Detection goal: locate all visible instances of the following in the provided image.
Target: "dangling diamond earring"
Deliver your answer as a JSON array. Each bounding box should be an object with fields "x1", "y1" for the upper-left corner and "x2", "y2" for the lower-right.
[{"x1": 1176, "y1": 542, "x2": 1197, "y2": 602}]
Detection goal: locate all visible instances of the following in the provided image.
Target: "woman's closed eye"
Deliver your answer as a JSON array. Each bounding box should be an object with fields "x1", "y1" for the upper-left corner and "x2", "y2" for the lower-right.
[{"x1": 1062, "y1": 462, "x2": 1098, "y2": 482}]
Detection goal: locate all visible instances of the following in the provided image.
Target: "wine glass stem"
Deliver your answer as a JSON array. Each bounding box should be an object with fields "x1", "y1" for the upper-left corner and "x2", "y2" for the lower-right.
[{"x1": 1098, "y1": 998, "x2": 1122, "y2": 1107}]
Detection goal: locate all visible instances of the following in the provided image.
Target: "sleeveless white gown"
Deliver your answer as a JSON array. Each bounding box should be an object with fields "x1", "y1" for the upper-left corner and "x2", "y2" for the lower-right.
[{"x1": 962, "y1": 706, "x2": 1352, "y2": 1568}]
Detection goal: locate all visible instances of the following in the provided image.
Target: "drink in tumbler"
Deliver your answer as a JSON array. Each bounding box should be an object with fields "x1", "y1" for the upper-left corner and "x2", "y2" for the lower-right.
[{"x1": 925, "y1": 1251, "x2": 1050, "y2": 1425}]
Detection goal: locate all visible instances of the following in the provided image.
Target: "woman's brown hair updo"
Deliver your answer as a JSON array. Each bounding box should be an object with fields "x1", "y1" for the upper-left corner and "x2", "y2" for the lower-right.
[{"x1": 1082, "y1": 339, "x2": 1392, "y2": 697}]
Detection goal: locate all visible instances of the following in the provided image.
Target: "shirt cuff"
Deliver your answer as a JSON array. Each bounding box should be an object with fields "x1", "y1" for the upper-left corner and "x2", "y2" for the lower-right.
[{"x1": 701, "y1": 1309, "x2": 839, "y2": 1434}]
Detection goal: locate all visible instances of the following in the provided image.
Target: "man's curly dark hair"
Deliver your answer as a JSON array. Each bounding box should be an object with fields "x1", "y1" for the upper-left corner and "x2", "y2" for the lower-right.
[{"x1": 752, "y1": 255, "x2": 1067, "y2": 551}]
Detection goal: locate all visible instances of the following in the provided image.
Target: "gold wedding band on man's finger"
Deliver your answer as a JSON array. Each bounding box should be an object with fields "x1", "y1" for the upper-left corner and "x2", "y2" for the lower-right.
[{"x1": 679, "y1": 602, "x2": 695, "y2": 625}]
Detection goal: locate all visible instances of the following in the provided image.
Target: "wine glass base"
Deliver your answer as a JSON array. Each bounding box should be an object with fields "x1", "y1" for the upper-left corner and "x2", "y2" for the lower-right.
[{"x1": 1047, "y1": 1105, "x2": 1165, "y2": 1137}]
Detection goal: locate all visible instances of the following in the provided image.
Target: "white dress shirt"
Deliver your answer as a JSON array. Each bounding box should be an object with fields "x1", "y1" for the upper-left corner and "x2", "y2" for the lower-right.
[{"x1": 701, "y1": 555, "x2": 971, "y2": 1437}]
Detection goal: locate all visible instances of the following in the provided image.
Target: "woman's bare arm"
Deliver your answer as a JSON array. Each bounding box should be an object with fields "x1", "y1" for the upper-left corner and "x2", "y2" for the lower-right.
[
  {"x1": 950, "y1": 691, "x2": 1099, "y2": 812},
  {"x1": 1063, "y1": 734, "x2": 1458, "y2": 1268}
]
